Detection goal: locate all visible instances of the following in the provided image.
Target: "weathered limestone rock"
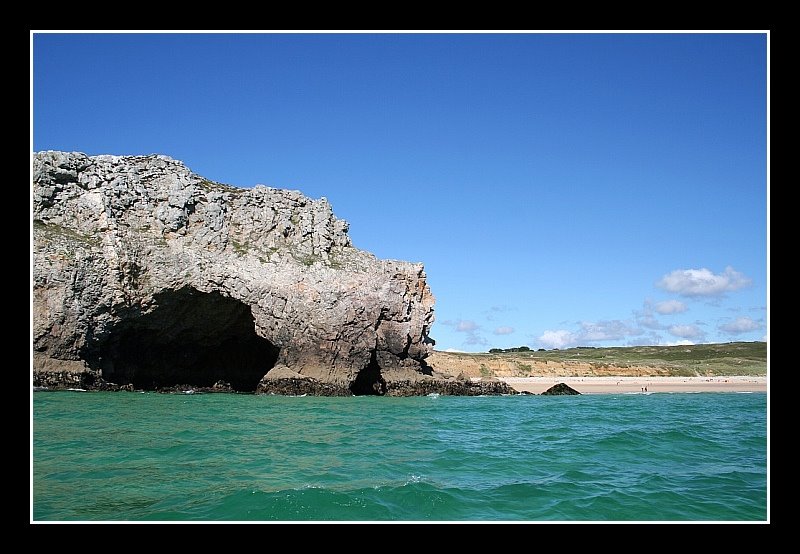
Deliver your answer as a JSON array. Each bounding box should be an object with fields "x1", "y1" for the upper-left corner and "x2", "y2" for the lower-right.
[{"x1": 33, "y1": 151, "x2": 445, "y2": 395}]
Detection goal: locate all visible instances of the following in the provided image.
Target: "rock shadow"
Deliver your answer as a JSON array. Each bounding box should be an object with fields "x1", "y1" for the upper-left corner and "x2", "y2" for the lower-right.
[{"x1": 83, "y1": 287, "x2": 279, "y2": 391}]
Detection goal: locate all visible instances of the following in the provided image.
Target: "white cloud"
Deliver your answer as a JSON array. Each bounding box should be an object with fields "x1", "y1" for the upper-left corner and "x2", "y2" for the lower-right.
[
  {"x1": 493, "y1": 326, "x2": 515, "y2": 335},
  {"x1": 485, "y1": 306, "x2": 515, "y2": 321},
  {"x1": 578, "y1": 320, "x2": 640, "y2": 342},
  {"x1": 464, "y1": 333, "x2": 488, "y2": 346},
  {"x1": 657, "y1": 266, "x2": 752, "y2": 297},
  {"x1": 654, "y1": 299, "x2": 687, "y2": 315},
  {"x1": 635, "y1": 301, "x2": 664, "y2": 330},
  {"x1": 626, "y1": 331, "x2": 664, "y2": 346},
  {"x1": 668, "y1": 324, "x2": 705, "y2": 340},
  {"x1": 718, "y1": 316, "x2": 763, "y2": 334},
  {"x1": 455, "y1": 320, "x2": 478, "y2": 332},
  {"x1": 441, "y1": 319, "x2": 487, "y2": 347},
  {"x1": 538, "y1": 319, "x2": 643, "y2": 349},
  {"x1": 638, "y1": 315, "x2": 662, "y2": 330},
  {"x1": 538, "y1": 330, "x2": 577, "y2": 349},
  {"x1": 627, "y1": 333, "x2": 695, "y2": 347}
]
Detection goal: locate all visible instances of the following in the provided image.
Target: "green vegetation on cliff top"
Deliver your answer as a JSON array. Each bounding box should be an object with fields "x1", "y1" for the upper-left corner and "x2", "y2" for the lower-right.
[{"x1": 443, "y1": 342, "x2": 766, "y2": 376}]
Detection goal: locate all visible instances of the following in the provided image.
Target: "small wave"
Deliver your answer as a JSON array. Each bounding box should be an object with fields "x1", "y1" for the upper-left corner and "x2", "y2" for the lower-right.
[
  {"x1": 66, "y1": 388, "x2": 87, "y2": 392},
  {"x1": 427, "y1": 393, "x2": 440, "y2": 398},
  {"x1": 33, "y1": 386, "x2": 49, "y2": 392},
  {"x1": 182, "y1": 390, "x2": 195, "y2": 394}
]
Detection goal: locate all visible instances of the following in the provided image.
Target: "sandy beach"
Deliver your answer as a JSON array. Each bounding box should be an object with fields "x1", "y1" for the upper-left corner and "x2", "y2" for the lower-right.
[{"x1": 500, "y1": 376, "x2": 767, "y2": 394}]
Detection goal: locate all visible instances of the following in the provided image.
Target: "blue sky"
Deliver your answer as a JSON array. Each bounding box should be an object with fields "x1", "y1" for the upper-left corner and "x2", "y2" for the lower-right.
[{"x1": 32, "y1": 32, "x2": 768, "y2": 351}]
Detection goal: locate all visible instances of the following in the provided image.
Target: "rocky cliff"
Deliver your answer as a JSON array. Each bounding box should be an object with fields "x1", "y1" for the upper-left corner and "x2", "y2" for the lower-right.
[{"x1": 32, "y1": 151, "x2": 512, "y2": 396}]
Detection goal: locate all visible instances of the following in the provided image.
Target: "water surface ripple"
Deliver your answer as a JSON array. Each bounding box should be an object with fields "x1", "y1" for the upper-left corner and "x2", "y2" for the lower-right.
[{"x1": 33, "y1": 392, "x2": 767, "y2": 520}]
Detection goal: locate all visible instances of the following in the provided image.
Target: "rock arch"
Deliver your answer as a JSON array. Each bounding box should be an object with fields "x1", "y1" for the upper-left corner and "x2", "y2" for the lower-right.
[{"x1": 82, "y1": 287, "x2": 279, "y2": 391}]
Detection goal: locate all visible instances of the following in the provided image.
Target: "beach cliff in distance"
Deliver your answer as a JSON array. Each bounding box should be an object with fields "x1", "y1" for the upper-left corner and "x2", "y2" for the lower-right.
[{"x1": 32, "y1": 151, "x2": 512, "y2": 396}]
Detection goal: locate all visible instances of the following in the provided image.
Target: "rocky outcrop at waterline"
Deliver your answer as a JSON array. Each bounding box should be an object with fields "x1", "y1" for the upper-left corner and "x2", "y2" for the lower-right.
[
  {"x1": 541, "y1": 383, "x2": 581, "y2": 395},
  {"x1": 255, "y1": 366, "x2": 515, "y2": 396},
  {"x1": 32, "y1": 151, "x2": 512, "y2": 396}
]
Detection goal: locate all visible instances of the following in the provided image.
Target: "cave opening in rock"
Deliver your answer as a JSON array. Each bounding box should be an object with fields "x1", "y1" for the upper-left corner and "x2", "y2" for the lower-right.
[
  {"x1": 84, "y1": 287, "x2": 279, "y2": 392},
  {"x1": 349, "y1": 351, "x2": 387, "y2": 396}
]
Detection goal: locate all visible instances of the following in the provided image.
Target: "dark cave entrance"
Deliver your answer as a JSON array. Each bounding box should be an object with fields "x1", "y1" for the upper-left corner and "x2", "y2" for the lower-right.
[
  {"x1": 349, "y1": 351, "x2": 387, "y2": 396},
  {"x1": 85, "y1": 287, "x2": 279, "y2": 392}
]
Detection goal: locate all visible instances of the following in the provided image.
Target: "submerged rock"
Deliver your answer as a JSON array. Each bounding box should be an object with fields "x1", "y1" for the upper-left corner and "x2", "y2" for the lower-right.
[
  {"x1": 541, "y1": 383, "x2": 581, "y2": 395},
  {"x1": 32, "y1": 151, "x2": 499, "y2": 395}
]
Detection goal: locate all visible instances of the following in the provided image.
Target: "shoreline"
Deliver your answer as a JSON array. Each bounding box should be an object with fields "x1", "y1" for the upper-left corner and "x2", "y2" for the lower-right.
[{"x1": 500, "y1": 375, "x2": 767, "y2": 395}]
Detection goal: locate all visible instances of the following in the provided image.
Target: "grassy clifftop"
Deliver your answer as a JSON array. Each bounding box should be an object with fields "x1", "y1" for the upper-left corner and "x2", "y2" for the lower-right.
[{"x1": 428, "y1": 341, "x2": 766, "y2": 378}]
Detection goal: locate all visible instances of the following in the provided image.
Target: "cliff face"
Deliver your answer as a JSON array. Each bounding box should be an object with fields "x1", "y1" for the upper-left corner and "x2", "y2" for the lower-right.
[{"x1": 32, "y1": 151, "x2": 452, "y2": 395}]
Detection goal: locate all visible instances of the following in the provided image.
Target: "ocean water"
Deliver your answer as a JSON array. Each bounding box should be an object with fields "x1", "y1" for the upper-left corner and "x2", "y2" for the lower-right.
[{"x1": 32, "y1": 392, "x2": 767, "y2": 521}]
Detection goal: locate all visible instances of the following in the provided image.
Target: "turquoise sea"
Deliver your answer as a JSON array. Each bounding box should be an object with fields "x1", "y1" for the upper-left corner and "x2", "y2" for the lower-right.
[{"x1": 32, "y1": 392, "x2": 767, "y2": 521}]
